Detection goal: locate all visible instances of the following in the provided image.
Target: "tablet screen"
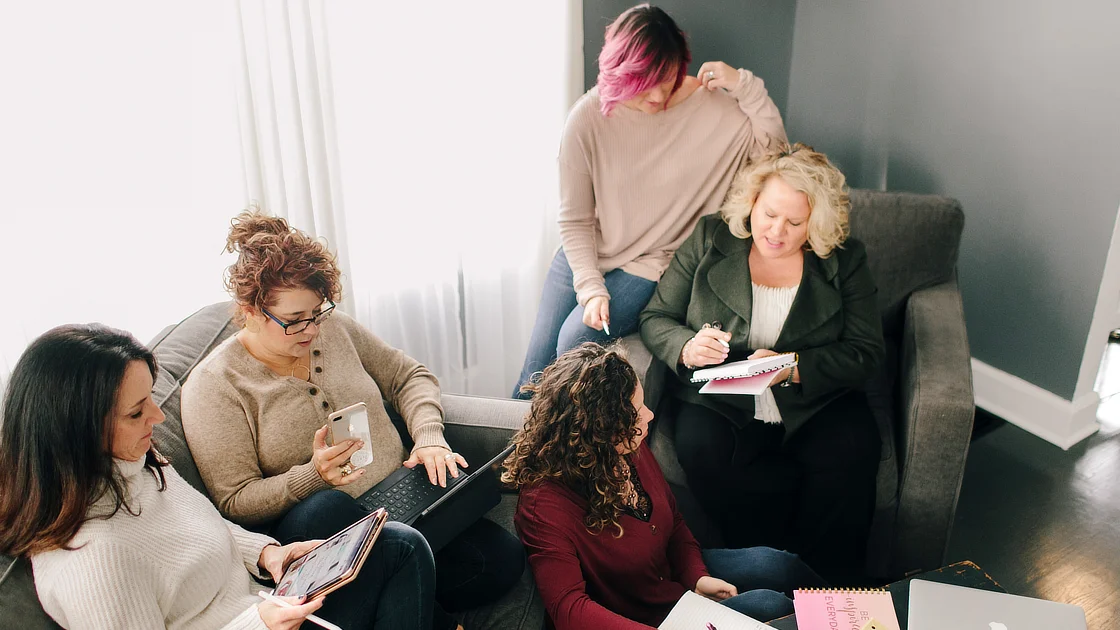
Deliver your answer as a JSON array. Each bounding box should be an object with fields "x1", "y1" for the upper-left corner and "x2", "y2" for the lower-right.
[{"x1": 274, "y1": 509, "x2": 384, "y2": 598}]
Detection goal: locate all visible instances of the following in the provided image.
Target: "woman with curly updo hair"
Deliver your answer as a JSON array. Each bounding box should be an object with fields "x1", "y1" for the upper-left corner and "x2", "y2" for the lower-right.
[
  {"x1": 181, "y1": 210, "x2": 523, "y2": 630},
  {"x1": 506, "y1": 343, "x2": 823, "y2": 629}
]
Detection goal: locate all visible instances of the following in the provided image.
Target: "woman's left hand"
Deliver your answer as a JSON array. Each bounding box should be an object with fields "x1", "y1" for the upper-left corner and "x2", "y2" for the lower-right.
[
  {"x1": 258, "y1": 540, "x2": 323, "y2": 582},
  {"x1": 404, "y1": 446, "x2": 469, "y2": 488},
  {"x1": 696, "y1": 575, "x2": 738, "y2": 601},
  {"x1": 697, "y1": 61, "x2": 738, "y2": 91},
  {"x1": 749, "y1": 348, "x2": 797, "y2": 387}
]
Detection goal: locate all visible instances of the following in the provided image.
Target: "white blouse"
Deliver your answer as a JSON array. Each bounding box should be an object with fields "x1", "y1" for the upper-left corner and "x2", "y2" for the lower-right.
[{"x1": 748, "y1": 282, "x2": 799, "y2": 424}]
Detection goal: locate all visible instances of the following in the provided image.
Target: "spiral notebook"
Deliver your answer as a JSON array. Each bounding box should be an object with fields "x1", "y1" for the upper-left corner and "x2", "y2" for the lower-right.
[
  {"x1": 690, "y1": 353, "x2": 797, "y2": 396},
  {"x1": 792, "y1": 588, "x2": 900, "y2": 630}
]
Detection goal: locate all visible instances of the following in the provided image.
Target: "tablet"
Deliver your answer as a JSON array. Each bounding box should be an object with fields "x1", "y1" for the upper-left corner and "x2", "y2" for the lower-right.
[{"x1": 273, "y1": 507, "x2": 388, "y2": 600}]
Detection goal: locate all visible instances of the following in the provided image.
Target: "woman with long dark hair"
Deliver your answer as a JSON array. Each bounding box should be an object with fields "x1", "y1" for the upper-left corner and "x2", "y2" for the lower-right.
[
  {"x1": 504, "y1": 343, "x2": 824, "y2": 629},
  {"x1": 0, "y1": 324, "x2": 438, "y2": 629}
]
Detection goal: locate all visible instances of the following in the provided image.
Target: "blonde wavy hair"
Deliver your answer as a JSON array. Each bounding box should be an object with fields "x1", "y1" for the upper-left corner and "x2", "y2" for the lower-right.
[{"x1": 720, "y1": 143, "x2": 850, "y2": 258}]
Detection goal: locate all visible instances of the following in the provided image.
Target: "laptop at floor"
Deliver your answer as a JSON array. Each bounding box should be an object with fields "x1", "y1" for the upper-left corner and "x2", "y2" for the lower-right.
[
  {"x1": 908, "y1": 579, "x2": 1087, "y2": 630},
  {"x1": 354, "y1": 444, "x2": 515, "y2": 553}
]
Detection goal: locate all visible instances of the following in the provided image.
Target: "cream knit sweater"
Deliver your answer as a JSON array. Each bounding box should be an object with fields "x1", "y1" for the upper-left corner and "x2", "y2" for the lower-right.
[
  {"x1": 32, "y1": 458, "x2": 276, "y2": 629},
  {"x1": 559, "y1": 69, "x2": 787, "y2": 306},
  {"x1": 182, "y1": 312, "x2": 449, "y2": 526}
]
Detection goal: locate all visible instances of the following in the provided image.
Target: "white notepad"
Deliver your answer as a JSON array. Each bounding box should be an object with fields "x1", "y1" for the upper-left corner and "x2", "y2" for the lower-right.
[
  {"x1": 690, "y1": 353, "x2": 797, "y2": 396},
  {"x1": 659, "y1": 591, "x2": 771, "y2": 630}
]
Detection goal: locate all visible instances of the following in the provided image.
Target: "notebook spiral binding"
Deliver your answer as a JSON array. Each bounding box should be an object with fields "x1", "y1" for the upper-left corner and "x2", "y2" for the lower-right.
[
  {"x1": 688, "y1": 358, "x2": 796, "y2": 383},
  {"x1": 794, "y1": 587, "x2": 889, "y2": 594}
]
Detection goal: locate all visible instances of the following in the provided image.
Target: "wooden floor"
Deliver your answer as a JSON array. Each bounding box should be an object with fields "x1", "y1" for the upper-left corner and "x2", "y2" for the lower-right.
[{"x1": 946, "y1": 341, "x2": 1120, "y2": 630}]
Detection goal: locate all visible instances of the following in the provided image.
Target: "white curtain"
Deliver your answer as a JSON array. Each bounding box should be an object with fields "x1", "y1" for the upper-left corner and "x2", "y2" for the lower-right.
[
  {"x1": 234, "y1": 0, "x2": 584, "y2": 396},
  {"x1": 0, "y1": 1, "x2": 244, "y2": 389},
  {"x1": 233, "y1": 0, "x2": 354, "y2": 312}
]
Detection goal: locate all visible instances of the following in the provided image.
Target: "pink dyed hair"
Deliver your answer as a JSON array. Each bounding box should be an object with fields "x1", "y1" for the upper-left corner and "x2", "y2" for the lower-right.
[{"x1": 596, "y1": 4, "x2": 691, "y2": 116}]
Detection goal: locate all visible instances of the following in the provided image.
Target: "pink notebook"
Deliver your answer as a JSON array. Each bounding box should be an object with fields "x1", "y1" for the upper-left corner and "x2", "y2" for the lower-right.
[{"x1": 792, "y1": 589, "x2": 900, "y2": 630}]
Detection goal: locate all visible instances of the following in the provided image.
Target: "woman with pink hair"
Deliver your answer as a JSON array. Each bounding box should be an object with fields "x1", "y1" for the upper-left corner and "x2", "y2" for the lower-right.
[{"x1": 514, "y1": 3, "x2": 787, "y2": 397}]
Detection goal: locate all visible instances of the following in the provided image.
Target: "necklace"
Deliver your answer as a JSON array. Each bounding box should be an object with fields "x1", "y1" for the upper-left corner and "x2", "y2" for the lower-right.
[{"x1": 289, "y1": 363, "x2": 311, "y2": 382}]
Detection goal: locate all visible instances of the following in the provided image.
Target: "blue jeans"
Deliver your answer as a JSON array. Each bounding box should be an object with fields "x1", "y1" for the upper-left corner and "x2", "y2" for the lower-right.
[
  {"x1": 703, "y1": 547, "x2": 828, "y2": 622},
  {"x1": 513, "y1": 249, "x2": 657, "y2": 398}
]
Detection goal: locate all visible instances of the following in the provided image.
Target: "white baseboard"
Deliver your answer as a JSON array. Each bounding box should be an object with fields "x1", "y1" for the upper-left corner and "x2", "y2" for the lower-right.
[{"x1": 972, "y1": 358, "x2": 1101, "y2": 450}]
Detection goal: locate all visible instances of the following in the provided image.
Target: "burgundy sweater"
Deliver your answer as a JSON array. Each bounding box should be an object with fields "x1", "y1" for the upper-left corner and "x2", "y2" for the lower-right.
[{"x1": 514, "y1": 443, "x2": 709, "y2": 630}]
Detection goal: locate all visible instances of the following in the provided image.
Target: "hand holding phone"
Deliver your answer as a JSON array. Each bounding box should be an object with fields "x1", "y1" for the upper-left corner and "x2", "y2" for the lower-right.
[
  {"x1": 311, "y1": 426, "x2": 365, "y2": 486},
  {"x1": 328, "y1": 403, "x2": 375, "y2": 468}
]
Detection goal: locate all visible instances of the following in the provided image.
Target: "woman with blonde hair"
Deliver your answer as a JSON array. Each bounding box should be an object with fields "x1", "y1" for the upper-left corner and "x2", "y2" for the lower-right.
[
  {"x1": 640, "y1": 144, "x2": 885, "y2": 581},
  {"x1": 506, "y1": 343, "x2": 824, "y2": 629}
]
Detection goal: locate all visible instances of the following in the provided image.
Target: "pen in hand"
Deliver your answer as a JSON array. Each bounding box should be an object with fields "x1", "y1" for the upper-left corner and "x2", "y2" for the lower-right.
[
  {"x1": 603, "y1": 321, "x2": 611, "y2": 336},
  {"x1": 702, "y1": 321, "x2": 730, "y2": 348},
  {"x1": 257, "y1": 591, "x2": 341, "y2": 630}
]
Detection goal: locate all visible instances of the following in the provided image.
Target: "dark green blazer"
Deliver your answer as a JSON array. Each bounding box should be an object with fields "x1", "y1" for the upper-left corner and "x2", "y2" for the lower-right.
[{"x1": 639, "y1": 214, "x2": 885, "y2": 438}]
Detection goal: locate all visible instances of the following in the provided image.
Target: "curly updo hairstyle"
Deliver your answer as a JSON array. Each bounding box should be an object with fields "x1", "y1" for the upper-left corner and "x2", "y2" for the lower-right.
[
  {"x1": 502, "y1": 343, "x2": 642, "y2": 536},
  {"x1": 224, "y1": 209, "x2": 342, "y2": 323}
]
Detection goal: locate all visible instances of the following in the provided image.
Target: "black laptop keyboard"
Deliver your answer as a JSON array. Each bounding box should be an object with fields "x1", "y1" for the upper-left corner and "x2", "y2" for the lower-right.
[{"x1": 357, "y1": 466, "x2": 463, "y2": 523}]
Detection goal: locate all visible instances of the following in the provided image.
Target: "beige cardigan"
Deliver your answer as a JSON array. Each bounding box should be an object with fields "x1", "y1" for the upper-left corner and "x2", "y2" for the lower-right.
[{"x1": 182, "y1": 311, "x2": 448, "y2": 525}]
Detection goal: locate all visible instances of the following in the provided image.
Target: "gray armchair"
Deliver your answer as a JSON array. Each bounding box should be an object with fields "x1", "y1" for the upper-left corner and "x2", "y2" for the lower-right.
[
  {"x1": 623, "y1": 189, "x2": 974, "y2": 580},
  {"x1": 0, "y1": 302, "x2": 544, "y2": 630}
]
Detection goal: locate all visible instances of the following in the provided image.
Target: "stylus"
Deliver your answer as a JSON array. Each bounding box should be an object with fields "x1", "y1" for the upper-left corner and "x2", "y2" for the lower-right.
[{"x1": 257, "y1": 591, "x2": 343, "y2": 630}]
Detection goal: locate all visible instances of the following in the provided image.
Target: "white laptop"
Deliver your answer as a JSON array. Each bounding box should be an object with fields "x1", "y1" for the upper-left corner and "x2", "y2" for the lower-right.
[{"x1": 908, "y1": 579, "x2": 1087, "y2": 630}]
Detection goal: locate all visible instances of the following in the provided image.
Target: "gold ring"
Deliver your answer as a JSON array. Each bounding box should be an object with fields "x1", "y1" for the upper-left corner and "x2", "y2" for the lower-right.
[{"x1": 339, "y1": 463, "x2": 353, "y2": 475}]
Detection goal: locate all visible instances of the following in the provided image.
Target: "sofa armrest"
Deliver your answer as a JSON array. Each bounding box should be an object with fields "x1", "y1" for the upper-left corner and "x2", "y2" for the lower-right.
[
  {"x1": 440, "y1": 394, "x2": 530, "y2": 468},
  {"x1": 892, "y1": 277, "x2": 975, "y2": 575}
]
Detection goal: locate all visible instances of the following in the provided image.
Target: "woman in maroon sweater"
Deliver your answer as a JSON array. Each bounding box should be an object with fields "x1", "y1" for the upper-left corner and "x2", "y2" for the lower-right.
[{"x1": 505, "y1": 343, "x2": 824, "y2": 629}]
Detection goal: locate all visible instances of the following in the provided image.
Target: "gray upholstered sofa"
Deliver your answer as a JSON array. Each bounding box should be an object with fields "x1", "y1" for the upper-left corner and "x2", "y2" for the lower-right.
[{"x1": 0, "y1": 189, "x2": 972, "y2": 627}]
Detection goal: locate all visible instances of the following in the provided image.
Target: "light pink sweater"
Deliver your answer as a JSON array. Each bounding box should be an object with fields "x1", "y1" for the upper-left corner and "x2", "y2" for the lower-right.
[{"x1": 558, "y1": 69, "x2": 787, "y2": 306}]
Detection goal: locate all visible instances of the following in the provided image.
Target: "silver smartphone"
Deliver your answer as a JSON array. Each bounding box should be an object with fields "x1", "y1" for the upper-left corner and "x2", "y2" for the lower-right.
[{"x1": 327, "y1": 402, "x2": 375, "y2": 468}]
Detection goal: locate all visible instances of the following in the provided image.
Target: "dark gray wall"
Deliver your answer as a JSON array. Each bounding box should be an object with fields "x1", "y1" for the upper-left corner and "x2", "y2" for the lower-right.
[
  {"x1": 786, "y1": 0, "x2": 1120, "y2": 399},
  {"x1": 582, "y1": 1, "x2": 797, "y2": 112}
]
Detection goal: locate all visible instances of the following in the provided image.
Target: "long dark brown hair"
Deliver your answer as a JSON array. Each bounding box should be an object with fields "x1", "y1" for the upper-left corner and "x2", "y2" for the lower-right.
[
  {"x1": 503, "y1": 343, "x2": 641, "y2": 536},
  {"x1": 0, "y1": 324, "x2": 167, "y2": 556}
]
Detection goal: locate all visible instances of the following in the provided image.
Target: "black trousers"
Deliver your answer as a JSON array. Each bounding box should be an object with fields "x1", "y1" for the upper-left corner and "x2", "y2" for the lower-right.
[
  {"x1": 271, "y1": 489, "x2": 525, "y2": 630},
  {"x1": 673, "y1": 390, "x2": 881, "y2": 581}
]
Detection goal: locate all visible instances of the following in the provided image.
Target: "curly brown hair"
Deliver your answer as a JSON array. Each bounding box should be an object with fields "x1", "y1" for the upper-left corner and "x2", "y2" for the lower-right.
[
  {"x1": 502, "y1": 343, "x2": 641, "y2": 536},
  {"x1": 224, "y1": 209, "x2": 342, "y2": 322}
]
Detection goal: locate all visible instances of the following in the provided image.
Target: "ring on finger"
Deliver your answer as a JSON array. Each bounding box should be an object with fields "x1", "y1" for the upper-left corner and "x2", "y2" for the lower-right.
[
  {"x1": 339, "y1": 463, "x2": 353, "y2": 476},
  {"x1": 443, "y1": 452, "x2": 456, "y2": 461},
  {"x1": 707, "y1": 70, "x2": 715, "y2": 80}
]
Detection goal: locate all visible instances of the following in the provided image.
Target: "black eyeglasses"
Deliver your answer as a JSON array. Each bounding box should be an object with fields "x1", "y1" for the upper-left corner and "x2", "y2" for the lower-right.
[{"x1": 262, "y1": 300, "x2": 336, "y2": 335}]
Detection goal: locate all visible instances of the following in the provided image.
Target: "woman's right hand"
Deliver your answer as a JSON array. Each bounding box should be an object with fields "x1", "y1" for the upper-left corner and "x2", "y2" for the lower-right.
[
  {"x1": 312, "y1": 425, "x2": 366, "y2": 486},
  {"x1": 582, "y1": 295, "x2": 611, "y2": 333},
  {"x1": 258, "y1": 597, "x2": 324, "y2": 630},
  {"x1": 681, "y1": 327, "x2": 732, "y2": 368}
]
